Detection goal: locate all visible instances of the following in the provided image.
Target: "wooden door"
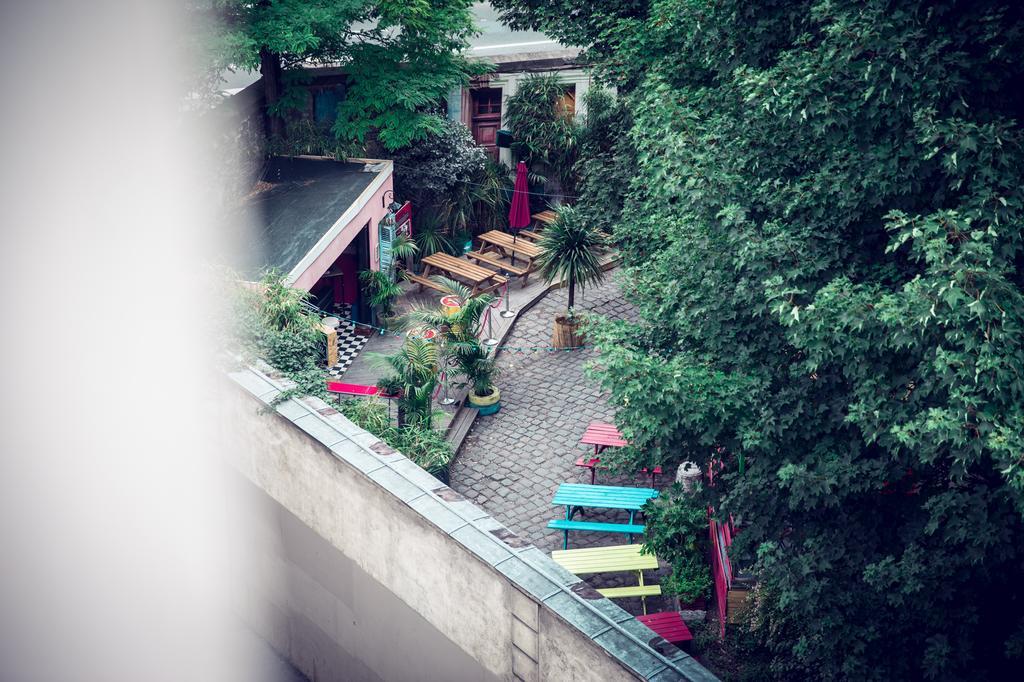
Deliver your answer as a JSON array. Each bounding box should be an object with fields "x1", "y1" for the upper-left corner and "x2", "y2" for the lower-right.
[{"x1": 471, "y1": 88, "x2": 502, "y2": 161}]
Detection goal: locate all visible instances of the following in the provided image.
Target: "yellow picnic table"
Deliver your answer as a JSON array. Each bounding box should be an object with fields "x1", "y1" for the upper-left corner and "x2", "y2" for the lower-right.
[{"x1": 551, "y1": 543, "x2": 662, "y2": 614}]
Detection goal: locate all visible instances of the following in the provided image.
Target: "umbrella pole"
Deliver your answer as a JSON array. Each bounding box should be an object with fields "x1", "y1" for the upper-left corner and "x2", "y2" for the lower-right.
[{"x1": 511, "y1": 232, "x2": 517, "y2": 267}]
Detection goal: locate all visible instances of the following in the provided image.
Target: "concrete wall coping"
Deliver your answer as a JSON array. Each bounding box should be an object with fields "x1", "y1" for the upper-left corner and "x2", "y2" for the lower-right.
[{"x1": 228, "y1": 363, "x2": 718, "y2": 682}]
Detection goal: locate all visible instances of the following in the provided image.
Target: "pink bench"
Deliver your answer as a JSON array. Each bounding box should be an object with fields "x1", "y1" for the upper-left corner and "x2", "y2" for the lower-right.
[
  {"x1": 637, "y1": 611, "x2": 692, "y2": 646},
  {"x1": 574, "y1": 456, "x2": 663, "y2": 486},
  {"x1": 576, "y1": 422, "x2": 662, "y2": 485},
  {"x1": 326, "y1": 381, "x2": 380, "y2": 397}
]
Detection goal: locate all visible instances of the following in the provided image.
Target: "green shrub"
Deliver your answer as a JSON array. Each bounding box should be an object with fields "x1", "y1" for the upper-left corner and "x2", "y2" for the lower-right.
[
  {"x1": 641, "y1": 484, "x2": 711, "y2": 603},
  {"x1": 338, "y1": 398, "x2": 454, "y2": 478}
]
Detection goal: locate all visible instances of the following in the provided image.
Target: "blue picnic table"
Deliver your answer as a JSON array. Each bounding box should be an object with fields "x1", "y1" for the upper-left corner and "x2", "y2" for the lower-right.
[{"x1": 552, "y1": 483, "x2": 658, "y2": 526}]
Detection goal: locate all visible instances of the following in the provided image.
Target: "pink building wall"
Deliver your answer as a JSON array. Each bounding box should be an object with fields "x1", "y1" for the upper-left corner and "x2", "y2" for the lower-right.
[{"x1": 289, "y1": 172, "x2": 393, "y2": 292}]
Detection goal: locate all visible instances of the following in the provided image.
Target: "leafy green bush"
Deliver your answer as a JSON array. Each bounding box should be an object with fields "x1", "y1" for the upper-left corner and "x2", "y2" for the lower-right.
[
  {"x1": 575, "y1": 88, "x2": 633, "y2": 236},
  {"x1": 512, "y1": 1, "x2": 1024, "y2": 678},
  {"x1": 503, "y1": 73, "x2": 580, "y2": 197},
  {"x1": 641, "y1": 485, "x2": 711, "y2": 603},
  {"x1": 391, "y1": 118, "x2": 486, "y2": 214},
  {"x1": 261, "y1": 327, "x2": 321, "y2": 374},
  {"x1": 338, "y1": 398, "x2": 454, "y2": 478}
]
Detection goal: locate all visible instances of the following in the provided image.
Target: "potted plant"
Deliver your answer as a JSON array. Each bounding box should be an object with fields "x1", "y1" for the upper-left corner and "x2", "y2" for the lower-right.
[
  {"x1": 375, "y1": 375, "x2": 403, "y2": 399},
  {"x1": 359, "y1": 269, "x2": 403, "y2": 328},
  {"x1": 536, "y1": 205, "x2": 606, "y2": 348},
  {"x1": 369, "y1": 336, "x2": 439, "y2": 428},
  {"x1": 401, "y1": 277, "x2": 502, "y2": 413},
  {"x1": 464, "y1": 349, "x2": 501, "y2": 415},
  {"x1": 390, "y1": 233, "x2": 418, "y2": 274},
  {"x1": 412, "y1": 213, "x2": 452, "y2": 270}
]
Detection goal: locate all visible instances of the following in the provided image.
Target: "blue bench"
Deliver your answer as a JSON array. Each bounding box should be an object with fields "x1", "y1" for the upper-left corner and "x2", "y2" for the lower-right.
[{"x1": 547, "y1": 519, "x2": 646, "y2": 550}]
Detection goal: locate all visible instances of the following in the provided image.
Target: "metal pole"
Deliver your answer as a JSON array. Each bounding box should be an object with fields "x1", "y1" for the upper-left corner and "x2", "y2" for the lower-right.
[
  {"x1": 483, "y1": 306, "x2": 498, "y2": 347},
  {"x1": 499, "y1": 278, "x2": 516, "y2": 318},
  {"x1": 438, "y1": 365, "x2": 455, "y2": 405}
]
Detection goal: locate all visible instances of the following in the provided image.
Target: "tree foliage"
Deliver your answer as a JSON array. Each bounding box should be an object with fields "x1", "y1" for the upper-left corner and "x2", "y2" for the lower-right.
[
  {"x1": 503, "y1": 73, "x2": 580, "y2": 195},
  {"x1": 205, "y1": 0, "x2": 487, "y2": 149},
  {"x1": 510, "y1": 0, "x2": 1024, "y2": 678}
]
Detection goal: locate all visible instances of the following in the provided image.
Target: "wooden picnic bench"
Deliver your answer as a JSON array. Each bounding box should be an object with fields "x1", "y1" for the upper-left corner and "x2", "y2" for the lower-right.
[
  {"x1": 326, "y1": 381, "x2": 379, "y2": 397},
  {"x1": 419, "y1": 252, "x2": 507, "y2": 295},
  {"x1": 637, "y1": 611, "x2": 692, "y2": 646},
  {"x1": 550, "y1": 543, "x2": 662, "y2": 614},
  {"x1": 477, "y1": 230, "x2": 543, "y2": 271},
  {"x1": 532, "y1": 210, "x2": 557, "y2": 226},
  {"x1": 548, "y1": 482, "x2": 657, "y2": 548},
  {"x1": 576, "y1": 421, "x2": 663, "y2": 485},
  {"x1": 465, "y1": 250, "x2": 531, "y2": 286},
  {"x1": 516, "y1": 229, "x2": 544, "y2": 242}
]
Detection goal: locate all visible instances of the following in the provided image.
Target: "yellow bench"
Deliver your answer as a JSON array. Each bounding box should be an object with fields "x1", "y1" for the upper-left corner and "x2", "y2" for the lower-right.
[
  {"x1": 598, "y1": 585, "x2": 662, "y2": 599},
  {"x1": 551, "y1": 544, "x2": 661, "y2": 614}
]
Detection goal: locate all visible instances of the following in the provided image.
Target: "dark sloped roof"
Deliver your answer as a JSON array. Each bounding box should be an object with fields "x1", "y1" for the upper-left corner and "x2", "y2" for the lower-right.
[{"x1": 232, "y1": 157, "x2": 385, "y2": 280}]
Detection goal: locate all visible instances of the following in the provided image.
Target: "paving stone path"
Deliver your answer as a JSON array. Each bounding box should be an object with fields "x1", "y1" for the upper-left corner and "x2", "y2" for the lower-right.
[{"x1": 450, "y1": 274, "x2": 673, "y2": 614}]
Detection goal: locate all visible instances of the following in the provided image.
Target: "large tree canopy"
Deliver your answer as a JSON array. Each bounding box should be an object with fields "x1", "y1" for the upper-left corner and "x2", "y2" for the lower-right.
[
  {"x1": 498, "y1": 0, "x2": 1024, "y2": 678},
  {"x1": 206, "y1": 0, "x2": 484, "y2": 149}
]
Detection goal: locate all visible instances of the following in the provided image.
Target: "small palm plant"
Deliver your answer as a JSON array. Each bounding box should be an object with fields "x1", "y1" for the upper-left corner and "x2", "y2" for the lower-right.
[
  {"x1": 370, "y1": 336, "x2": 439, "y2": 428},
  {"x1": 359, "y1": 270, "x2": 403, "y2": 320},
  {"x1": 536, "y1": 205, "x2": 606, "y2": 315},
  {"x1": 390, "y1": 233, "x2": 418, "y2": 273},
  {"x1": 401, "y1": 277, "x2": 502, "y2": 411}
]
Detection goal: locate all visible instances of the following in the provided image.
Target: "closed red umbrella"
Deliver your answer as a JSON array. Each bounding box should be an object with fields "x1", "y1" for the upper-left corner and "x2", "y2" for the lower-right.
[{"x1": 508, "y1": 161, "x2": 531, "y2": 265}]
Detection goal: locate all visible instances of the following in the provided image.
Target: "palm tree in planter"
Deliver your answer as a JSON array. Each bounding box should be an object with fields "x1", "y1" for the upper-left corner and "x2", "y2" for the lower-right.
[
  {"x1": 402, "y1": 277, "x2": 503, "y2": 414},
  {"x1": 359, "y1": 270, "x2": 403, "y2": 327},
  {"x1": 536, "y1": 205, "x2": 606, "y2": 348},
  {"x1": 370, "y1": 336, "x2": 439, "y2": 428}
]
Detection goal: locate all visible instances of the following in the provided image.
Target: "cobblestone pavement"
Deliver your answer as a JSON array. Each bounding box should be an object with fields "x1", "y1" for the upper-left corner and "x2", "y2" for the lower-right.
[{"x1": 450, "y1": 274, "x2": 674, "y2": 615}]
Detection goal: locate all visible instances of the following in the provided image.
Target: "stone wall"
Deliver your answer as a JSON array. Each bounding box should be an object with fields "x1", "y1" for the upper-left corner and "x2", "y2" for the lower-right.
[{"x1": 222, "y1": 365, "x2": 717, "y2": 682}]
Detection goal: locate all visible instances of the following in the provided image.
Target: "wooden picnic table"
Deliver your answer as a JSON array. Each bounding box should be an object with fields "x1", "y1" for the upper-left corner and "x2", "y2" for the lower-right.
[
  {"x1": 419, "y1": 252, "x2": 506, "y2": 295},
  {"x1": 637, "y1": 611, "x2": 693, "y2": 645},
  {"x1": 532, "y1": 210, "x2": 558, "y2": 226},
  {"x1": 552, "y1": 482, "x2": 657, "y2": 525},
  {"x1": 477, "y1": 230, "x2": 542, "y2": 269}
]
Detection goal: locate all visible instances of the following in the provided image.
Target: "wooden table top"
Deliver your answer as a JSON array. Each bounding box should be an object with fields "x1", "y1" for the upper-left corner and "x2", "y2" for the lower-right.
[
  {"x1": 478, "y1": 230, "x2": 542, "y2": 257},
  {"x1": 532, "y1": 210, "x2": 558, "y2": 225},
  {"x1": 421, "y1": 252, "x2": 499, "y2": 285},
  {"x1": 551, "y1": 543, "x2": 658, "y2": 575},
  {"x1": 552, "y1": 483, "x2": 658, "y2": 511},
  {"x1": 580, "y1": 421, "x2": 629, "y2": 448}
]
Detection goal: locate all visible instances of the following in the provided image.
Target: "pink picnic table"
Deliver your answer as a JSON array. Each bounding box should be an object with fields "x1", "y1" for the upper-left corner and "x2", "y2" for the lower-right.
[
  {"x1": 575, "y1": 421, "x2": 662, "y2": 485},
  {"x1": 637, "y1": 611, "x2": 693, "y2": 646}
]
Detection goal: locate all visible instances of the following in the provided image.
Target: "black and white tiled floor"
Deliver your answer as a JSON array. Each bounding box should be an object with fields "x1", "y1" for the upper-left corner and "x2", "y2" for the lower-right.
[{"x1": 326, "y1": 304, "x2": 370, "y2": 378}]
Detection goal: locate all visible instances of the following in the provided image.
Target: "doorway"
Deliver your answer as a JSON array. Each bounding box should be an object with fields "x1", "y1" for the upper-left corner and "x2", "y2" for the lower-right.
[{"x1": 470, "y1": 88, "x2": 502, "y2": 161}]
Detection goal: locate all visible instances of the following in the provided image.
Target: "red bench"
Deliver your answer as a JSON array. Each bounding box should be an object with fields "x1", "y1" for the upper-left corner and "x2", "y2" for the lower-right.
[
  {"x1": 637, "y1": 611, "x2": 692, "y2": 646},
  {"x1": 574, "y1": 456, "x2": 663, "y2": 486},
  {"x1": 575, "y1": 421, "x2": 662, "y2": 484},
  {"x1": 326, "y1": 381, "x2": 380, "y2": 397}
]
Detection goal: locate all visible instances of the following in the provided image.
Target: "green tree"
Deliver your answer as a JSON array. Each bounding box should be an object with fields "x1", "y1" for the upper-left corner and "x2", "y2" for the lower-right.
[
  {"x1": 205, "y1": 0, "x2": 486, "y2": 148},
  {"x1": 536, "y1": 206, "x2": 605, "y2": 313},
  {"x1": 503, "y1": 73, "x2": 581, "y2": 196},
  {"x1": 510, "y1": 0, "x2": 1024, "y2": 679}
]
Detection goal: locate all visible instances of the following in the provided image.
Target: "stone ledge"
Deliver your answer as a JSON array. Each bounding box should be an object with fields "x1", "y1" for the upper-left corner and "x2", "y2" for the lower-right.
[{"x1": 228, "y1": 362, "x2": 717, "y2": 681}]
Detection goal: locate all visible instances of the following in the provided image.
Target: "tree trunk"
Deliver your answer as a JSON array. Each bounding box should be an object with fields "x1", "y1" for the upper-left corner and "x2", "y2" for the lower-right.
[
  {"x1": 567, "y1": 272, "x2": 575, "y2": 312},
  {"x1": 260, "y1": 47, "x2": 284, "y2": 140}
]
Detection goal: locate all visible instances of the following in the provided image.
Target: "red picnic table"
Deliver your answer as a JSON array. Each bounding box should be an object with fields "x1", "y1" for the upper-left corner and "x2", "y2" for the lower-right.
[
  {"x1": 575, "y1": 421, "x2": 663, "y2": 485},
  {"x1": 637, "y1": 611, "x2": 692, "y2": 647}
]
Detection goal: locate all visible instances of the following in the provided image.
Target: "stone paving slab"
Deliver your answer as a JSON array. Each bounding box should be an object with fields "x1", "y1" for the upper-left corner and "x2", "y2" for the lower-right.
[{"x1": 449, "y1": 274, "x2": 676, "y2": 616}]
